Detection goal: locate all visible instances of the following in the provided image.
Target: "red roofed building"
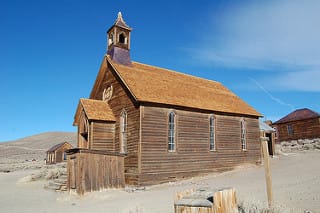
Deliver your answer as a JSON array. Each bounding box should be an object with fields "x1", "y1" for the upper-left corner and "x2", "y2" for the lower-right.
[
  {"x1": 69, "y1": 12, "x2": 262, "y2": 191},
  {"x1": 273, "y1": 108, "x2": 320, "y2": 142}
]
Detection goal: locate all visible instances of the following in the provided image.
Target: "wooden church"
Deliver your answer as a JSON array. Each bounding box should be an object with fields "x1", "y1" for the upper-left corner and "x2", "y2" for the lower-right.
[{"x1": 67, "y1": 12, "x2": 262, "y2": 193}]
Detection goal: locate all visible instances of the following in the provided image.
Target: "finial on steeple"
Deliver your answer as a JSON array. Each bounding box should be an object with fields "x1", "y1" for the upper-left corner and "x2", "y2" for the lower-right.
[
  {"x1": 118, "y1": 11, "x2": 122, "y2": 19},
  {"x1": 113, "y1": 11, "x2": 131, "y2": 29}
]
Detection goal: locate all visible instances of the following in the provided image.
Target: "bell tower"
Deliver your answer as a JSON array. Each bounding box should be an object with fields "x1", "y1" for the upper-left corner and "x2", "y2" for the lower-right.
[{"x1": 107, "y1": 12, "x2": 132, "y2": 66}]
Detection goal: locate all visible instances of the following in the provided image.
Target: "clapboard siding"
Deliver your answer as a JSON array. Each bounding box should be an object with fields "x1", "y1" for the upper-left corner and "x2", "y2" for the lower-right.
[
  {"x1": 140, "y1": 106, "x2": 260, "y2": 185},
  {"x1": 91, "y1": 122, "x2": 115, "y2": 151},
  {"x1": 91, "y1": 64, "x2": 140, "y2": 184}
]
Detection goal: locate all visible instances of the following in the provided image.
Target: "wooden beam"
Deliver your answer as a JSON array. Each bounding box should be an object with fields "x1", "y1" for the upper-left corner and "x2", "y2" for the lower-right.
[{"x1": 261, "y1": 137, "x2": 273, "y2": 208}]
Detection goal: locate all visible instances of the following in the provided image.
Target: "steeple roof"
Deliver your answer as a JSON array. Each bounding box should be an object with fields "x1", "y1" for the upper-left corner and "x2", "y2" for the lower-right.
[{"x1": 108, "y1": 12, "x2": 131, "y2": 32}]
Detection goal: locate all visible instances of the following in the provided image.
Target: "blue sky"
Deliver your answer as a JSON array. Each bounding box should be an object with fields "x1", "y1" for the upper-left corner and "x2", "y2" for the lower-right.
[{"x1": 1, "y1": 0, "x2": 319, "y2": 142}]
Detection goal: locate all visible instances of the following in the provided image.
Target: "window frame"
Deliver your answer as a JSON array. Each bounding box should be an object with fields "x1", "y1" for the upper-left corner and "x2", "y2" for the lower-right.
[
  {"x1": 274, "y1": 127, "x2": 278, "y2": 139},
  {"x1": 287, "y1": 124, "x2": 294, "y2": 136},
  {"x1": 79, "y1": 112, "x2": 89, "y2": 149},
  {"x1": 119, "y1": 110, "x2": 127, "y2": 154},
  {"x1": 240, "y1": 118, "x2": 247, "y2": 150},
  {"x1": 168, "y1": 111, "x2": 176, "y2": 152},
  {"x1": 209, "y1": 115, "x2": 216, "y2": 151}
]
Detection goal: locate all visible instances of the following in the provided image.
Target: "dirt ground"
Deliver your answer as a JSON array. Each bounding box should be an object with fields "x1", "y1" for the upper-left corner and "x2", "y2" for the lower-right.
[{"x1": 0, "y1": 150, "x2": 319, "y2": 213}]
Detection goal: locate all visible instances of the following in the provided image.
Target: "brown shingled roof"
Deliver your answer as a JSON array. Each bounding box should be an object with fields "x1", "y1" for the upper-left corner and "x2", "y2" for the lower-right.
[
  {"x1": 73, "y1": 98, "x2": 116, "y2": 126},
  {"x1": 274, "y1": 108, "x2": 320, "y2": 124},
  {"x1": 108, "y1": 56, "x2": 261, "y2": 117},
  {"x1": 47, "y1": 142, "x2": 72, "y2": 153}
]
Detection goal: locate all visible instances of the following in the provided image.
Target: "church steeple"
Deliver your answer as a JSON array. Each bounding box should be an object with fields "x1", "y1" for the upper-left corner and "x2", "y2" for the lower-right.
[{"x1": 107, "y1": 12, "x2": 132, "y2": 66}]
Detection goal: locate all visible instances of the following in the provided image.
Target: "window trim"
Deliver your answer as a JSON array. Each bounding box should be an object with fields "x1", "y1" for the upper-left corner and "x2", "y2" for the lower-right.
[
  {"x1": 274, "y1": 127, "x2": 278, "y2": 139},
  {"x1": 120, "y1": 110, "x2": 127, "y2": 154},
  {"x1": 79, "y1": 112, "x2": 89, "y2": 149},
  {"x1": 168, "y1": 111, "x2": 176, "y2": 152},
  {"x1": 287, "y1": 124, "x2": 294, "y2": 136},
  {"x1": 209, "y1": 115, "x2": 216, "y2": 151},
  {"x1": 240, "y1": 118, "x2": 247, "y2": 150}
]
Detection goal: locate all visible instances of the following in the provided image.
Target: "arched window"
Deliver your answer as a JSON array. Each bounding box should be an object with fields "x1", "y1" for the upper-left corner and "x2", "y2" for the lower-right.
[
  {"x1": 119, "y1": 33, "x2": 126, "y2": 44},
  {"x1": 241, "y1": 119, "x2": 247, "y2": 150},
  {"x1": 209, "y1": 115, "x2": 215, "y2": 151},
  {"x1": 79, "y1": 113, "x2": 89, "y2": 149},
  {"x1": 120, "y1": 110, "x2": 127, "y2": 153},
  {"x1": 168, "y1": 111, "x2": 176, "y2": 152}
]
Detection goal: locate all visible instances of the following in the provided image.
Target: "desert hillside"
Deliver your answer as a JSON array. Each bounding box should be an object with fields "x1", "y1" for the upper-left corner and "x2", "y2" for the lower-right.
[{"x1": 0, "y1": 132, "x2": 76, "y2": 172}]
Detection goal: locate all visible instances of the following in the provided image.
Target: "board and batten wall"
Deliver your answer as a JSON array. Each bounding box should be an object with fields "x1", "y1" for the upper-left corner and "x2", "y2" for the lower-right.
[
  {"x1": 139, "y1": 105, "x2": 261, "y2": 185},
  {"x1": 67, "y1": 150, "x2": 125, "y2": 195}
]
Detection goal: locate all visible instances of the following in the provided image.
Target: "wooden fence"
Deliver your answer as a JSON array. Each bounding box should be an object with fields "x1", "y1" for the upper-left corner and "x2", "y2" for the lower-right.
[{"x1": 66, "y1": 148, "x2": 125, "y2": 195}]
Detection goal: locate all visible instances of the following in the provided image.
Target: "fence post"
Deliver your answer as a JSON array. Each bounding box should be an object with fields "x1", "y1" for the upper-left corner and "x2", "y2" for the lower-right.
[{"x1": 261, "y1": 137, "x2": 273, "y2": 208}]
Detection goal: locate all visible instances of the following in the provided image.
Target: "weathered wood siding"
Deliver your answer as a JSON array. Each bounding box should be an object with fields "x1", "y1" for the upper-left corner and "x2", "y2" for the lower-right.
[
  {"x1": 90, "y1": 61, "x2": 140, "y2": 184},
  {"x1": 140, "y1": 106, "x2": 260, "y2": 185},
  {"x1": 46, "y1": 143, "x2": 73, "y2": 164},
  {"x1": 67, "y1": 150, "x2": 125, "y2": 195},
  {"x1": 84, "y1": 59, "x2": 261, "y2": 186},
  {"x1": 91, "y1": 121, "x2": 115, "y2": 151},
  {"x1": 274, "y1": 118, "x2": 320, "y2": 142}
]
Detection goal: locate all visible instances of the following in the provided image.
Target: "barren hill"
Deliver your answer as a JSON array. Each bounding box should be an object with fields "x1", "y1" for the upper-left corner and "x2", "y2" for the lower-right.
[
  {"x1": 0, "y1": 132, "x2": 77, "y2": 172},
  {"x1": 1, "y1": 132, "x2": 77, "y2": 149}
]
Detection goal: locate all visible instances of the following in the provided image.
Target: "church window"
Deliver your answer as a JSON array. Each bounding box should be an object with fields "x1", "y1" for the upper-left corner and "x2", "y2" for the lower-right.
[
  {"x1": 209, "y1": 115, "x2": 216, "y2": 151},
  {"x1": 120, "y1": 110, "x2": 127, "y2": 153},
  {"x1": 168, "y1": 111, "x2": 176, "y2": 152},
  {"x1": 241, "y1": 119, "x2": 247, "y2": 150}
]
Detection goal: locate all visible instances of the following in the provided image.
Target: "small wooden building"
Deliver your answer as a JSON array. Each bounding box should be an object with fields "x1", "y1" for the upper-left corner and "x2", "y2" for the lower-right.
[
  {"x1": 273, "y1": 108, "x2": 320, "y2": 143},
  {"x1": 46, "y1": 142, "x2": 73, "y2": 164},
  {"x1": 69, "y1": 12, "x2": 262, "y2": 191},
  {"x1": 259, "y1": 120, "x2": 276, "y2": 155}
]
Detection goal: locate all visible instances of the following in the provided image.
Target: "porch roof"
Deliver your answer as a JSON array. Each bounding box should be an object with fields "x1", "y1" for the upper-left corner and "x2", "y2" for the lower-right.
[
  {"x1": 259, "y1": 120, "x2": 275, "y2": 132},
  {"x1": 74, "y1": 98, "x2": 116, "y2": 126}
]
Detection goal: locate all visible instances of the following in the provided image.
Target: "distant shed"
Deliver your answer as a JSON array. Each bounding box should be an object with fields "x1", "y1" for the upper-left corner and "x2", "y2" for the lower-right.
[
  {"x1": 272, "y1": 108, "x2": 320, "y2": 143},
  {"x1": 46, "y1": 142, "x2": 73, "y2": 164},
  {"x1": 259, "y1": 120, "x2": 276, "y2": 155}
]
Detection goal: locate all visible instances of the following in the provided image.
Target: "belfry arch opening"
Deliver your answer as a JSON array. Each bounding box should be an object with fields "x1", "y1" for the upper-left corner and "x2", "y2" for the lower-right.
[{"x1": 119, "y1": 33, "x2": 126, "y2": 44}]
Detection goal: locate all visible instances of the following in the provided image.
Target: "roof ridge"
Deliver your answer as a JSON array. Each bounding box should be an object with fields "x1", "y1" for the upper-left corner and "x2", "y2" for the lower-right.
[
  {"x1": 274, "y1": 108, "x2": 320, "y2": 124},
  {"x1": 47, "y1": 141, "x2": 70, "y2": 152}
]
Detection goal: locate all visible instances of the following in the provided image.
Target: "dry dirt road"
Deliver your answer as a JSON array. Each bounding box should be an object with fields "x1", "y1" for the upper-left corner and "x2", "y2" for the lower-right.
[{"x1": 0, "y1": 150, "x2": 319, "y2": 213}]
